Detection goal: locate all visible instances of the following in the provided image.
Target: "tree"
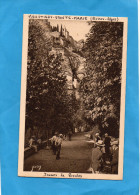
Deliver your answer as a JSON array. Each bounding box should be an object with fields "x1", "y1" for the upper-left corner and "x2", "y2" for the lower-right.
[
  {"x1": 25, "y1": 19, "x2": 73, "y2": 140},
  {"x1": 80, "y1": 22, "x2": 123, "y2": 137}
]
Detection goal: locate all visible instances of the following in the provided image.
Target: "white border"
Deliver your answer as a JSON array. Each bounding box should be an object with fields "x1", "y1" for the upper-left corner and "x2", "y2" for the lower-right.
[
  {"x1": 18, "y1": 14, "x2": 128, "y2": 180},
  {"x1": 138, "y1": 0, "x2": 140, "y2": 193}
]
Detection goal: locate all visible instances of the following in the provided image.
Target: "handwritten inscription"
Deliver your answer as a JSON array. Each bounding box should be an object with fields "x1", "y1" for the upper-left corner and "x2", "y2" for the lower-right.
[
  {"x1": 43, "y1": 173, "x2": 57, "y2": 177},
  {"x1": 43, "y1": 172, "x2": 83, "y2": 178},
  {"x1": 68, "y1": 173, "x2": 82, "y2": 178},
  {"x1": 31, "y1": 165, "x2": 41, "y2": 171}
]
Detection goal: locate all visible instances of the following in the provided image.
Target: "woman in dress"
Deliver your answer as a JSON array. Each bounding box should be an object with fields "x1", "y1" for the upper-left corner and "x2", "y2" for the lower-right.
[{"x1": 91, "y1": 140, "x2": 105, "y2": 173}]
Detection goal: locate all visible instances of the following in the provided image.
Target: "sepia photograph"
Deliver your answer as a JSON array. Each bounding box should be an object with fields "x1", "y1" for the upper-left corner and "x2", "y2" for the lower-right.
[{"x1": 18, "y1": 14, "x2": 127, "y2": 180}]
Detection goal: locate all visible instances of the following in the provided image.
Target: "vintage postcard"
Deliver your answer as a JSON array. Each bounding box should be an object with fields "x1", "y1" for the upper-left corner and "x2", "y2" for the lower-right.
[{"x1": 18, "y1": 14, "x2": 127, "y2": 180}]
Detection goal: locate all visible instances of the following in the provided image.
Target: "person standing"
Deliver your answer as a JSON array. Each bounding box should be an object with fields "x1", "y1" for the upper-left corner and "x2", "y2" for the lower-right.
[
  {"x1": 68, "y1": 130, "x2": 72, "y2": 141},
  {"x1": 110, "y1": 140, "x2": 119, "y2": 174},
  {"x1": 55, "y1": 134, "x2": 63, "y2": 160},
  {"x1": 104, "y1": 133, "x2": 111, "y2": 160},
  {"x1": 50, "y1": 132, "x2": 58, "y2": 155},
  {"x1": 90, "y1": 140, "x2": 104, "y2": 173},
  {"x1": 94, "y1": 132, "x2": 101, "y2": 147}
]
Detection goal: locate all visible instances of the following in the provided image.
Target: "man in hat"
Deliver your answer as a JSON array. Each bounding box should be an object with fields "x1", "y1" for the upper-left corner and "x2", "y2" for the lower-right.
[
  {"x1": 110, "y1": 140, "x2": 119, "y2": 174},
  {"x1": 55, "y1": 134, "x2": 63, "y2": 160},
  {"x1": 104, "y1": 133, "x2": 111, "y2": 160},
  {"x1": 90, "y1": 140, "x2": 105, "y2": 173},
  {"x1": 50, "y1": 132, "x2": 58, "y2": 155}
]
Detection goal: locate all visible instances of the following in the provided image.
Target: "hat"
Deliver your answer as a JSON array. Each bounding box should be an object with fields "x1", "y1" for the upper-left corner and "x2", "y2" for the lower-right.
[
  {"x1": 95, "y1": 132, "x2": 99, "y2": 136},
  {"x1": 59, "y1": 134, "x2": 63, "y2": 138},
  {"x1": 96, "y1": 140, "x2": 105, "y2": 147},
  {"x1": 111, "y1": 140, "x2": 119, "y2": 146}
]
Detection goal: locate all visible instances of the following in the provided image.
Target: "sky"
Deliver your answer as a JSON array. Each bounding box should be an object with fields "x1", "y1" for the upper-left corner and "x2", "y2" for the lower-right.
[{"x1": 48, "y1": 19, "x2": 91, "y2": 41}]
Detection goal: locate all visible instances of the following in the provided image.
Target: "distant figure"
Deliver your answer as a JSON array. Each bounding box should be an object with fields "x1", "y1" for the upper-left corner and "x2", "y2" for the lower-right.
[
  {"x1": 55, "y1": 134, "x2": 63, "y2": 160},
  {"x1": 104, "y1": 133, "x2": 111, "y2": 159},
  {"x1": 50, "y1": 132, "x2": 58, "y2": 155},
  {"x1": 68, "y1": 130, "x2": 72, "y2": 141},
  {"x1": 90, "y1": 133, "x2": 93, "y2": 140},
  {"x1": 63, "y1": 134, "x2": 67, "y2": 140},
  {"x1": 37, "y1": 137, "x2": 42, "y2": 149},
  {"x1": 29, "y1": 136, "x2": 38, "y2": 152},
  {"x1": 37, "y1": 138, "x2": 42, "y2": 145}
]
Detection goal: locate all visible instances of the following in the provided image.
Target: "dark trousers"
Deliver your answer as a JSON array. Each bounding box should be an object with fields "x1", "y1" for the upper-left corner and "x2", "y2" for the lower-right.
[
  {"x1": 105, "y1": 146, "x2": 110, "y2": 154},
  {"x1": 105, "y1": 146, "x2": 111, "y2": 160},
  {"x1": 52, "y1": 141, "x2": 56, "y2": 155},
  {"x1": 111, "y1": 164, "x2": 118, "y2": 174},
  {"x1": 68, "y1": 135, "x2": 71, "y2": 141},
  {"x1": 56, "y1": 145, "x2": 61, "y2": 159}
]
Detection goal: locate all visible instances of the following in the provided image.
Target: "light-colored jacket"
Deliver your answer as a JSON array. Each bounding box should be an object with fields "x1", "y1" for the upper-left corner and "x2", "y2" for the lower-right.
[
  {"x1": 55, "y1": 137, "x2": 62, "y2": 146},
  {"x1": 50, "y1": 135, "x2": 57, "y2": 144},
  {"x1": 29, "y1": 138, "x2": 35, "y2": 147}
]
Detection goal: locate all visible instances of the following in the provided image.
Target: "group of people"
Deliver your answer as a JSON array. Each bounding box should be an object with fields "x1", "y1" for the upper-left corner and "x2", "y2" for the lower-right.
[
  {"x1": 28, "y1": 130, "x2": 118, "y2": 174},
  {"x1": 29, "y1": 135, "x2": 42, "y2": 152},
  {"x1": 50, "y1": 132, "x2": 63, "y2": 160},
  {"x1": 88, "y1": 132, "x2": 119, "y2": 174},
  {"x1": 28, "y1": 131, "x2": 72, "y2": 160}
]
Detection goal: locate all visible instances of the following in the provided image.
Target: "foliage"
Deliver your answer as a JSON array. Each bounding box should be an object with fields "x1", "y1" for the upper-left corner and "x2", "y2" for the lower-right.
[
  {"x1": 25, "y1": 19, "x2": 74, "y2": 138},
  {"x1": 80, "y1": 22, "x2": 123, "y2": 137}
]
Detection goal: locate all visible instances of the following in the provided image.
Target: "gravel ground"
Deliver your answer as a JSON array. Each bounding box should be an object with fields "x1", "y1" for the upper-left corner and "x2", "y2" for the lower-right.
[{"x1": 24, "y1": 132, "x2": 92, "y2": 173}]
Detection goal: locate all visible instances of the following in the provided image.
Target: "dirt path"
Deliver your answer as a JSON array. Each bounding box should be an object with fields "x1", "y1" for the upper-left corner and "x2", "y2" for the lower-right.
[{"x1": 24, "y1": 132, "x2": 92, "y2": 173}]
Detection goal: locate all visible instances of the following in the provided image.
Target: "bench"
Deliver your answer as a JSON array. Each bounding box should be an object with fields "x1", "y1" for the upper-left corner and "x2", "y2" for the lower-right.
[
  {"x1": 24, "y1": 140, "x2": 48, "y2": 159},
  {"x1": 24, "y1": 147, "x2": 35, "y2": 159},
  {"x1": 38, "y1": 140, "x2": 48, "y2": 150}
]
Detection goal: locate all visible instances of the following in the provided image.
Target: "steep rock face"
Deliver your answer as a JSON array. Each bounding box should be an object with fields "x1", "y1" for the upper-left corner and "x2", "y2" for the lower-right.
[
  {"x1": 28, "y1": 19, "x2": 86, "y2": 92},
  {"x1": 47, "y1": 21, "x2": 87, "y2": 133},
  {"x1": 42, "y1": 20, "x2": 86, "y2": 98}
]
